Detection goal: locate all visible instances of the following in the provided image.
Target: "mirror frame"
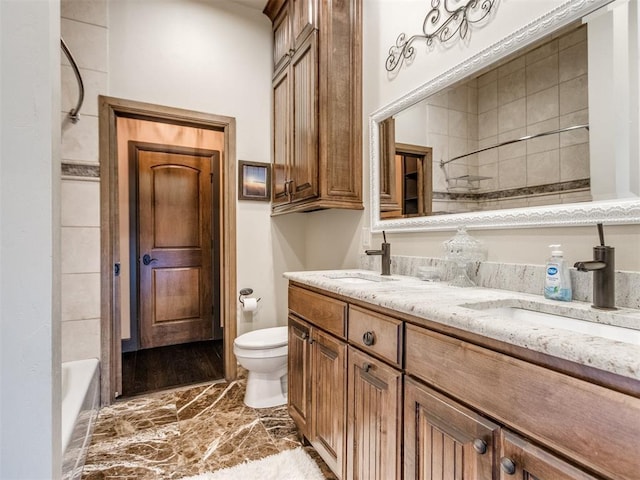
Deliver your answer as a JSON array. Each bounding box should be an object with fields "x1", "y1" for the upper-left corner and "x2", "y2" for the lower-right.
[{"x1": 370, "y1": 0, "x2": 640, "y2": 232}]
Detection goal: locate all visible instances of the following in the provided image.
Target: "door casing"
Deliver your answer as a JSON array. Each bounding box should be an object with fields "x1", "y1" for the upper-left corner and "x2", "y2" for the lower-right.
[{"x1": 99, "y1": 96, "x2": 237, "y2": 404}]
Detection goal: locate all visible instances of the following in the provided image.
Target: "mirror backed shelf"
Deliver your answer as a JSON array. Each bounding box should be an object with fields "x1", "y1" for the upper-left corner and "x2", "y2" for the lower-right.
[{"x1": 370, "y1": 0, "x2": 640, "y2": 232}]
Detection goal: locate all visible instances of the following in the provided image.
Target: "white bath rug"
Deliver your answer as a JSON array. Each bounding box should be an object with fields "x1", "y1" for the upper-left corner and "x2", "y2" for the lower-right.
[{"x1": 179, "y1": 447, "x2": 325, "y2": 480}]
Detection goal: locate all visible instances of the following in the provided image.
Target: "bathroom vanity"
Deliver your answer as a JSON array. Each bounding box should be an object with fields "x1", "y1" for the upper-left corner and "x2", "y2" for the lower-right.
[{"x1": 285, "y1": 270, "x2": 640, "y2": 480}]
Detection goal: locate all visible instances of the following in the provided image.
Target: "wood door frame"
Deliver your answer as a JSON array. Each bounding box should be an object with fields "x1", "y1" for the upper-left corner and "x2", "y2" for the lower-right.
[{"x1": 99, "y1": 95, "x2": 237, "y2": 405}]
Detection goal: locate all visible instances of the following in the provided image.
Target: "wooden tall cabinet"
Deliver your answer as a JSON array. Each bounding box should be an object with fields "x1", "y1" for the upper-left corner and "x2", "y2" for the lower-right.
[{"x1": 265, "y1": 0, "x2": 363, "y2": 214}]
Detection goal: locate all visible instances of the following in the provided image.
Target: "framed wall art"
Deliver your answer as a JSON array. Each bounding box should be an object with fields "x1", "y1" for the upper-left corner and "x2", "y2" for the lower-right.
[{"x1": 238, "y1": 160, "x2": 271, "y2": 202}]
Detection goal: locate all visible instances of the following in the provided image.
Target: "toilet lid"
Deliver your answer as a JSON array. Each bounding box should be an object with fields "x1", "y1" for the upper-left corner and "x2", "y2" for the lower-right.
[{"x1": 234, "y1": 326, "x2": 288, "y2": 350}]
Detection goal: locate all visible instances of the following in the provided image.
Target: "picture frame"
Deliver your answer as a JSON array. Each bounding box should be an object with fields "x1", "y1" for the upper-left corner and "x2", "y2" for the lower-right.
[{"x1": 238, "y1": 160, "x2": 271, "y2": 202}]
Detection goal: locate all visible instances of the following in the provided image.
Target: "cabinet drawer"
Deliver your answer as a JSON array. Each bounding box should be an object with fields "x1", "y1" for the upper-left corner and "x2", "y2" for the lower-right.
[
  {"x1": 405, "y1": 324, "x2": 640, "y2": 480},
  {"x1": 348, "y1": 306, "x2": 402, "y2": 367},
  {"x1": 288, "y1": 285, "x2": 347, "y2": 338}
]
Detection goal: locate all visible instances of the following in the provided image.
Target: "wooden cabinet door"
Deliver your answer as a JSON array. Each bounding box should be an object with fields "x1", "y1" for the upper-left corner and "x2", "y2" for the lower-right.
[
  {"x1": 289, "y1": 30, "x2": 318, "y2": 204},
  {"x1": 288, "y1": 315, "x2": 311, "y2": 438},
  {"x1": 498, "y1": 431, "x2": 600, "y2": 480},
  {"x1": 272, "y1": 66, "x2": 290, "y2": 206},
  {"x1": 312, "y1": 327, "x2": 346, "y2": 478},
  {"x1": 346, "y1": 347, "x2": 402, "y2": 480},
  {"x1": 404, "y1": 377, "x2": 498, "y2": 480},
  {"x1": 272, "y1": 3, "x2": 291, "y2": 76},
  {"x1": 291, "y1": 0, "x2": 316, "y2": 48}
]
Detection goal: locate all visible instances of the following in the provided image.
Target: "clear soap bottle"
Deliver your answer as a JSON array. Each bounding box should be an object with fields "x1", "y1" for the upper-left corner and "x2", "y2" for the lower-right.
[{"x1": 544, "y1": 244, "x2": 572, "y2": 301}]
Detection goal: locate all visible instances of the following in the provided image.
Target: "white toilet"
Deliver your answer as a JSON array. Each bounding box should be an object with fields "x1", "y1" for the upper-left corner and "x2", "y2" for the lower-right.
[{"x1": 233, "y1": 326, "x2": 288, "y2": 408}]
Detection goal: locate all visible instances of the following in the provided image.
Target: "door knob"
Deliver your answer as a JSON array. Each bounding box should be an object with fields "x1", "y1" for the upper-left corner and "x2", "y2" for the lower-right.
[{"x1": 142, "y1": 254, "x2": 158, "y2": 266}]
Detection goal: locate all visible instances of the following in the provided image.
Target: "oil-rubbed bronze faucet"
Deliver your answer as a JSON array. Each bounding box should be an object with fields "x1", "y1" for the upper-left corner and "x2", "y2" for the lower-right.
[
  {"x1": 574, "y1": 223, "x2": 617, "y2": 310},
  {"x1": 366, "y1": 231, "x2": 391, "y2": 276}
]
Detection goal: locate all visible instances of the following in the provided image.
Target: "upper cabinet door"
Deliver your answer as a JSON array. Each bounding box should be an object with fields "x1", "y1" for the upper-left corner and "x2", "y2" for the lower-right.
[
  {"x1": 289, "y1": 31, "x2": 318, "y2": 204},
  {"x1": 272, "y1": 5, "x2": 292, "y2": 76},
  {"x1": 291, "y1": 0, "x2": 316, "y2": 48}
]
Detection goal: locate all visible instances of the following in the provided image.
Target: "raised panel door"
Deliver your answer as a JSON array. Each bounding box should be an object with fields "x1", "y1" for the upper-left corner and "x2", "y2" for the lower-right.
[
  {"x1": 272, "y1": 3, "x2": 292, "y2": 75},
  {"x1": 288, "y1": 315, "x2": 312, "y2": 438},
  {"x1": 290, "y1": 30, "x2": 318, "y2": 204},
  {"x1": 272, "y1": 66, "x2": 290, "y2": 206},
  {"x1": 404, "y1": 377, "x2": 498, "y2": 480},
  {"x1": 136, "y1": 146, "x2": 215, "y2": 349},
  {"x1": 498, "y1": 431, "x2": 600, "y2": 480},
  {"x1": 291, "y1": 0, "x2": 316, "y2": 48},
  {"x1": 346, "y1": 347, "x2": 402, "y2": 480},
  {"x1": 312, "y1": 327, "x2": 346, "y2": 478}
]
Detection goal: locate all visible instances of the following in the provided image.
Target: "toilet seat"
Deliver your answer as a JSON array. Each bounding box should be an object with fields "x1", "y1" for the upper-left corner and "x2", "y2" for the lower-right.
[{"x1": 234, "y1": 326, "x2": 287, "y2": 350}]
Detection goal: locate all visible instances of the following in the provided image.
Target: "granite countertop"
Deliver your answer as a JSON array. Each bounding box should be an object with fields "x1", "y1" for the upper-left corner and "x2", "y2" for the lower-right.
[{"x1": 284, "y1": 269, "x2": 640, "y2": 382}]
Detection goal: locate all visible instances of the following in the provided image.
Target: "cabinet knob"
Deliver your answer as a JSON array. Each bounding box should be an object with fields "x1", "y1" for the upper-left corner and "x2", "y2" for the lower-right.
[
  {"x1": 362, "y1": 362, "x2": 372, "y2": 373},
  {"x1": 500, "y1": 457, "x2": 516, "y2": 475},
  {"x1": 301, "y1": 332, "x2": 309, "y2": 341},
  {"x1": 362, "y1": 331, "x2": 376, "y2": 346},
  {"x1": 472, "y1": 438, "x2": 487, "y2": 455}
]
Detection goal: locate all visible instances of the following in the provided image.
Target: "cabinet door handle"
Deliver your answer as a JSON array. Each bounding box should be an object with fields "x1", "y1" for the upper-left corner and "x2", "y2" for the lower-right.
[
  {"x1": 301, "y1": 332, "x2": 309, "y2": 340},
  {"x1": 362, "y1": 362, "x2": 372, "y2": 373},
  {"x1": 362, "y1": 331, "x2": 375, "y2": 346},
  {"x1": 500, "y1": 457, "x2": 516, "y2": 475},
  {"x1": 472, "y1": 439, "x2": 487, "y2": 455}
]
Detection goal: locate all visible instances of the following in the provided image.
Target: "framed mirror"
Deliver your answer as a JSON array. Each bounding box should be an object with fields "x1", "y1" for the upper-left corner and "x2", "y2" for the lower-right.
[{"x1": 370, "y1": 0, "x2": 640, "y2": 232}]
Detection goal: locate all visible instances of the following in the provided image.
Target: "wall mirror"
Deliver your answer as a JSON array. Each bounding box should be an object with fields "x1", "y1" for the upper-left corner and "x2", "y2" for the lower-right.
[{"x1": 370, "y1": 0, "x2": 640, "y2": 232}]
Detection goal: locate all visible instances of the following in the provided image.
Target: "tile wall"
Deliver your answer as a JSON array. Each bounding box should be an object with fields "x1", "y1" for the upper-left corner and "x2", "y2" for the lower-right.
[
  {"x1": 429, "y1": 25, "x2": 591, "y2": 214},
  {"x1": 60, "y1": 0, "x2": 107, "y2": 362}
]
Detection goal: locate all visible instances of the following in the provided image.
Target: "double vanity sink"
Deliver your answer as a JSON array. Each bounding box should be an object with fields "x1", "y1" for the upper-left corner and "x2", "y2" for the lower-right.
[
  {"x1": 285, "y1": 268, "x2": 640, "y2": 479},
  {"x1": 287, "y1": 269, "x2": 640, "y2": 381}
]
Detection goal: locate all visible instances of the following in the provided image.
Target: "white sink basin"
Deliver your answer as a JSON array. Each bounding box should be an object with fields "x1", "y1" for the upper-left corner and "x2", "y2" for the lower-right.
[
  {"x1": 478, "y1": 307, "x2": 640, "y2": 345},
  {"x1": 324, "y1": 272, "x2": 397, "y2": 284}
]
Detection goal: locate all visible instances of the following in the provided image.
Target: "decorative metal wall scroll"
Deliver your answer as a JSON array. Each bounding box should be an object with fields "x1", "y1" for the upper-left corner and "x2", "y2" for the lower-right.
[{"x1": 386, "y1": 0, "x2": 496, "y2": 72}]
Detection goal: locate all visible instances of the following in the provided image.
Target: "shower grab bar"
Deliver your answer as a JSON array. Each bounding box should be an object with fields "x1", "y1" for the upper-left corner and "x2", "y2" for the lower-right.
[
  {"x1": 60, "y1": 38, "x2": 84, "y2": 123},
  {"x1": 440, "y1": 124, "x2": 590, "y2": 167}
]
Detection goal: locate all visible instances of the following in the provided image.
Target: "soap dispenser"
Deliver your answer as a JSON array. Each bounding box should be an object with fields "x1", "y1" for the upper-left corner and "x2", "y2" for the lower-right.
[{"x1": 544, "y1": 244, "x2": 572, "y2": 301}]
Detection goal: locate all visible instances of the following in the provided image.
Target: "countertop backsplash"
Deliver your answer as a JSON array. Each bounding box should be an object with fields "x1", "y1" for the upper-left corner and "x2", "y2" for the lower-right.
[{"x1": 359, "y1": 254, "x2": 640, "y2": 310}]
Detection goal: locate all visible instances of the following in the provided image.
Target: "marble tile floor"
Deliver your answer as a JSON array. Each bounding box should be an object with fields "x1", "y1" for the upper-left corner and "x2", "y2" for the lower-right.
[{"x1": 81, "y1": 378, "x2": 337, "y2": 479}]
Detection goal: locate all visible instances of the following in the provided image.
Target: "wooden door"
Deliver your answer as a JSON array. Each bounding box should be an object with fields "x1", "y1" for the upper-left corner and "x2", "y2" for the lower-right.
[
  {"x1": 498, "y1": 431, "x2": 600, "y2": 480},
  {"x1": 346, "y1": 347, "x2": 402, "y2": 480},
  {"x1": 404, "y1": 377, "x2": 498, "y2": 480},
  {"x1": 272, "y1": 66, "x2": 290, "y2": 206},
  {"x1": 312, "y1": 327, "x2": 346, "y2": 478},
  {"x1": 134, "y1": 143, "x2": 216, "y2": 349},
  {"x1": 288, "y1": 315, "x2": 312, "y2": 438},
  {"x1": 291, "y1": 0, "x2": 315, "y2": 48},
  {"x1": 290, "y1": 30, "x2": 318, "y2": 204}
]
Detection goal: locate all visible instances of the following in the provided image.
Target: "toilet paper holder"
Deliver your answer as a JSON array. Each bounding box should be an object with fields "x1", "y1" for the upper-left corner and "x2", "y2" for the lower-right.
[{"x1": 239, "y1": 288, "x2": 261, "y2": 306}]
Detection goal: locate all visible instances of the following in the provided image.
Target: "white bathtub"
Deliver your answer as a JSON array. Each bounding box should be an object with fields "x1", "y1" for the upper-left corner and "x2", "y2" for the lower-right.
[{"x1": 61, "y1": 358, "x2": 100, "y2": 480}]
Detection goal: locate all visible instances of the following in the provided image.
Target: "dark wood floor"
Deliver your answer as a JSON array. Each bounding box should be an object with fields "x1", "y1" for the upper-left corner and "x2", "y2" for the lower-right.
[{"x1": 122, "y1": 339, "x2": 224, "y2": 397}]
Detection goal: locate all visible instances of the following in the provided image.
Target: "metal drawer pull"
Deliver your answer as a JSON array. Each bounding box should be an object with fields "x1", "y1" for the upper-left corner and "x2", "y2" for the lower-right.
[
  {"x1": 500, "y1": 457, "x2": 516, "y2": 475},
  {"x1": 362, "y1": 362, "x2": 372, "y2": 373},
  {"x1": 362, "y1": 331, "x2": 376, "y2": 346},
  {"x1": 472, "y1": 439, "x2": 487, "y2": 455},
  {"x1": 301, "y1": 332, "x2": 309, "y2": 340}
]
